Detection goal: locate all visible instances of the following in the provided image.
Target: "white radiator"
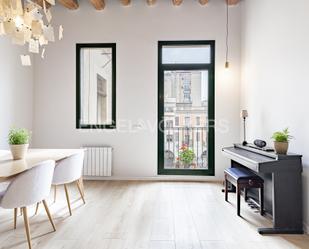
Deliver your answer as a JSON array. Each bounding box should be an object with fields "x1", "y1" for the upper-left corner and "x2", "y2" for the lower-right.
[{"x1": 82, "y1": 146, "x2": 113, "y2": 177}]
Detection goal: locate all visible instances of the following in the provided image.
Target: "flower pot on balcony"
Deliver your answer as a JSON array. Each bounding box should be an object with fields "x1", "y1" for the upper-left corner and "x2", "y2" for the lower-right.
[
  {"x1": 274, "y1": 141, "x2": 289, "y2": 155},
  {"x1": 190, "y1": 163, "x2": 197, "y2": 169},
  {"x1": 10, "y1": 144, "x2": 29, "y2": 160}
]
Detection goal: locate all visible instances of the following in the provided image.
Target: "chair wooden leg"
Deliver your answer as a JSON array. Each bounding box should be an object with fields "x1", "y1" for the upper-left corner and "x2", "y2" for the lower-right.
[
  {"x1": 22, "y1": 207, "x2": 32, "y2": 249},
  {"x1": 237, "y1": 185, "x2": 241, "y2": 217},
  {"x1": 79, "y1": 177, "x2": 85, "y2": 197},
  {"x1": 64, "y1": 184, "x2": 72, "y2": 216},
  {"x1": 35, "y1": 202, "x2": 40, "y2": 215},
  {"x1": 76, "y1": 181, "x2": 86, "y2": 204},
  {"x1": 14, "y1": 208, "x2": 17, "y2": 229},
  {"x1": 53, "y1": 185, "x2": 57, "y2": 203},
  {"x1": 42, "y1": 200, "x2": 56, "y2": 232}
]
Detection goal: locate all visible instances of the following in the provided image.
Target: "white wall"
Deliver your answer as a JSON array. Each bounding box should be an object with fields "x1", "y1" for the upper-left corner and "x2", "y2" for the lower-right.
[
  {"x1": 0, "y1": 37, "x2": 33, "y2": 149},
  {"x1": 33, "y1": 0, "x2": 241, "y2": 179},
  {"x1": 240, "y1": 0, "x2": 309, "y2": 232}
]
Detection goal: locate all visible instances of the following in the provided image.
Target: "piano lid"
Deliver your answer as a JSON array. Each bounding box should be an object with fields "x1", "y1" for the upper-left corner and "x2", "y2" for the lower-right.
[
  {"x1": 222, "y1": 144, "x2": 303, "y2": 173},
  {"x1": 232, "y1": 144, "x2": 302, "y2": 160},
  {"x1": 222, "y1": 146, "x2": 275, "y2": 167}
]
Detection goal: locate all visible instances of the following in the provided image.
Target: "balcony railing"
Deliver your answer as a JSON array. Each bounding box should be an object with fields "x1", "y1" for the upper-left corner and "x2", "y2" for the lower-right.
[{"x1": 164, "y1": 126, "x2": 208, "y2": 170}]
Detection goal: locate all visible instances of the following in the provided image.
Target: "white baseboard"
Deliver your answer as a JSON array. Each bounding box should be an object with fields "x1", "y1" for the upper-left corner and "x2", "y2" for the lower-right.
[{"x1": 83, "y1": 175, "x2": 222, "y2": 182}]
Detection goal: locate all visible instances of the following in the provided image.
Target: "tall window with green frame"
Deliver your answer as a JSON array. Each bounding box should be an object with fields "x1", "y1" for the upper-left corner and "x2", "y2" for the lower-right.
[{"x1": 158, "y1": 41, "x2": 215, "y2": 176}]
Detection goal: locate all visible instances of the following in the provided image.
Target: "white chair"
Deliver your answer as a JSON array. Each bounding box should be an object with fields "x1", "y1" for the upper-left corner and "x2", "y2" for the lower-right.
[
  {"x1": 0, "y1": 151, "x2": 13, "y2": 200},
  {"x1": 52, "y1": 152, "x2": 85, "y2": 216},
  {"x1": 0, "y1": 160, "x2": 56, "y2": 249},
  {"x1": 0, "y1": 181, "x2": 10, "y2": 196},
  {"x1": 0, "y1": 150, "x2": 13, "y2": 203}
]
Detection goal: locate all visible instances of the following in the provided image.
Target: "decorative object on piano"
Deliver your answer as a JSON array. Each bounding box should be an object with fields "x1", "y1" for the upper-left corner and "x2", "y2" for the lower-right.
[
  {"x1": 271, "y1": 128, "x2": 293, "y2": 155},
  {"x1": 240, "y1": 110, "x2": 248, "y2": 146},
  {"x1": 0, "y1": 0, "x2": 63, "y2": 66},
  {"x1": 178, "y1": 144, "x2": 195, "y2": 168},
  {"x1": 254, "y1": 139, "x2": 267, "y2": 148},
  {"x1": 8, "y1": 127, "x2": 31, "y2": 160}
]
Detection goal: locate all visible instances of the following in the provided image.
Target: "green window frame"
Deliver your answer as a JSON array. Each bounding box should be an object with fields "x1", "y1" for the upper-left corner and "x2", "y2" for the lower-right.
[
  {"x1": 158, "y1": 40, "x2": 215, "y2": 176},
  {"x1": 76, "y1": 43, "x2": 116, "y2": 129}
]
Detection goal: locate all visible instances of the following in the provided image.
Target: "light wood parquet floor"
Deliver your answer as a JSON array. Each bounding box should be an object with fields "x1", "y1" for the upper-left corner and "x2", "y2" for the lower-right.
[{"x1": 0, "y1": 181, "x2": 308, "y2": 249}]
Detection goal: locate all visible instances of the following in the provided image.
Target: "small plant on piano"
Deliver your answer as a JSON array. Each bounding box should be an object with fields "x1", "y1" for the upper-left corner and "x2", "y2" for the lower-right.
[
  {"x1": 178, "y1": 144, "x2": 195, "y2": 168},
  {"x1": 271, "y1": 128, "x2": 293, "y2": 155}
]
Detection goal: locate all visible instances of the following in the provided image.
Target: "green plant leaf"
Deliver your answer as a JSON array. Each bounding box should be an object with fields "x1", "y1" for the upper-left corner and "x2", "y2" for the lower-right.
[
  {"x1": 8, "y1": 128, "x2": 31, "y2": 145},
  {"x1": 271, "y1": 128, "x2": 293, "y2": 142},
  {"x1": 179, "y1": 147, "x2": 195, "y2": 165}
]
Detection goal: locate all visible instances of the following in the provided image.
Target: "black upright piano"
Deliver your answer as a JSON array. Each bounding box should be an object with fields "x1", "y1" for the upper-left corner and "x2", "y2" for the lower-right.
[{"x1": 222, "y1": 144, "x2": 303, "y2": 234}]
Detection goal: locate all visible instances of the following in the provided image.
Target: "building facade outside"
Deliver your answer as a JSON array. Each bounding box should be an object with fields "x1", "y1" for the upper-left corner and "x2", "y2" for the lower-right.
[{"x1": 164, "y1": 70, "x2": 208, "y2": 169}]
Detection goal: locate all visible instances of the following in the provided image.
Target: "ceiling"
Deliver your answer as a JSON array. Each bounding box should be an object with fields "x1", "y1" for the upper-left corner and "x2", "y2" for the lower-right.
[{"x1": 39, "y1": 0, "x2": 240, "y2": 11}]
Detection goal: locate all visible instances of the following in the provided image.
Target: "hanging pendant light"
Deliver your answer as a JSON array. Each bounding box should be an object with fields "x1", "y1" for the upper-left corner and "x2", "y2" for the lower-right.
[
  {"x1": 225, "y1": 0, "x2": 230, "y2": 69},
  {"x1": 0, "y1": 0, "x2": 63, "y2": 66}
]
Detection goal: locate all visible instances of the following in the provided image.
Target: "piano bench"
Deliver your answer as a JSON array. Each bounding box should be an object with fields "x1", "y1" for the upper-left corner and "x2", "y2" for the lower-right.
[{"x1": 224, "y1": 167, "x2": 264, "y2": 217}]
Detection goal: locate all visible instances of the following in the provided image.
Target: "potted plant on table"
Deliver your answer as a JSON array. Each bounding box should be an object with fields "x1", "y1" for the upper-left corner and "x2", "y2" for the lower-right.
[
  {"x1": 271, "y1": 128, "x2": 293, "y2": 155},
  {"x1": 8, "y1": 128, "x2": 31, "y2": 160},
  {"x1": 179, "y1": 144, "x2": 195, "y2": 168}
]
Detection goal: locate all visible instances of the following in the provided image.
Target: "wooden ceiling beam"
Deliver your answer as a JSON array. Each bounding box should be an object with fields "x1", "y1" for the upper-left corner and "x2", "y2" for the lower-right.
[
  {"x1": 227, "y1": 0, "x2": 240, "y2": 5},
  {"x1": 120, "y1": 0, "x2": 131, "y2": 6},
  {"x1": 147, "y1": 0, "x2": 156, "y2": 6},
  {"x1": 89, "y1": 0, "x2": 105, "y2": 10},
  {"x1": 199, "y1": 0, "x2": 209, "y2": 5},
  {"x1": 172, "y1": 0, "x2": 183, "y2": 6},
  {"x1": 58, "y1": 0, "x2": 79, "y2": 10}
]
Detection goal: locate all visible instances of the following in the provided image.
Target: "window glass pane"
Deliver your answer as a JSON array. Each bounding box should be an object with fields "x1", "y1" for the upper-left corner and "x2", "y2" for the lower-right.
[
  {"x1": 163, "y1": 70, "x2": 209, "y2": 170},
  {"x1": 162, "y1": 45, "x2": 211, "y2": 64},
  {"x1": 79, "y1": 47, "x2": 113, "y2": 126},
  {"x1": 196, "y1": 116, "x2": 200, "y2": 126},
  {"x1": 185, "y1": 117, "x2": 190, "y2": 126},
  {"x1": 175, "y1": 116, "x2": 179, "y2": 126}
]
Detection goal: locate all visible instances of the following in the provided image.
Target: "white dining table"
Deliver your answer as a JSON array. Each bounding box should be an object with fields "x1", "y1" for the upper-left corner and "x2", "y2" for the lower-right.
[{"x1": 0, "y1": 149, "x2": 84, "y2": 182}]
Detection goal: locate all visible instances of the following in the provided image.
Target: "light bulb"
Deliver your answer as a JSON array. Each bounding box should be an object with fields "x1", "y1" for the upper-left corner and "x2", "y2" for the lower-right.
[
  {"x1": 225, "y1": 61, "x2": 230, "y2": 69},
  {"x1": 14, "y1": 16, "x2": 24, "y2": 29}
]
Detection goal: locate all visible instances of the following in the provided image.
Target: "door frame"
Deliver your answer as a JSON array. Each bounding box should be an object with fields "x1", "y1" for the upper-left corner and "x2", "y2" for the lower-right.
[{"x1": 157, "y1": 40, "x2": 215, "y2": 176}]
